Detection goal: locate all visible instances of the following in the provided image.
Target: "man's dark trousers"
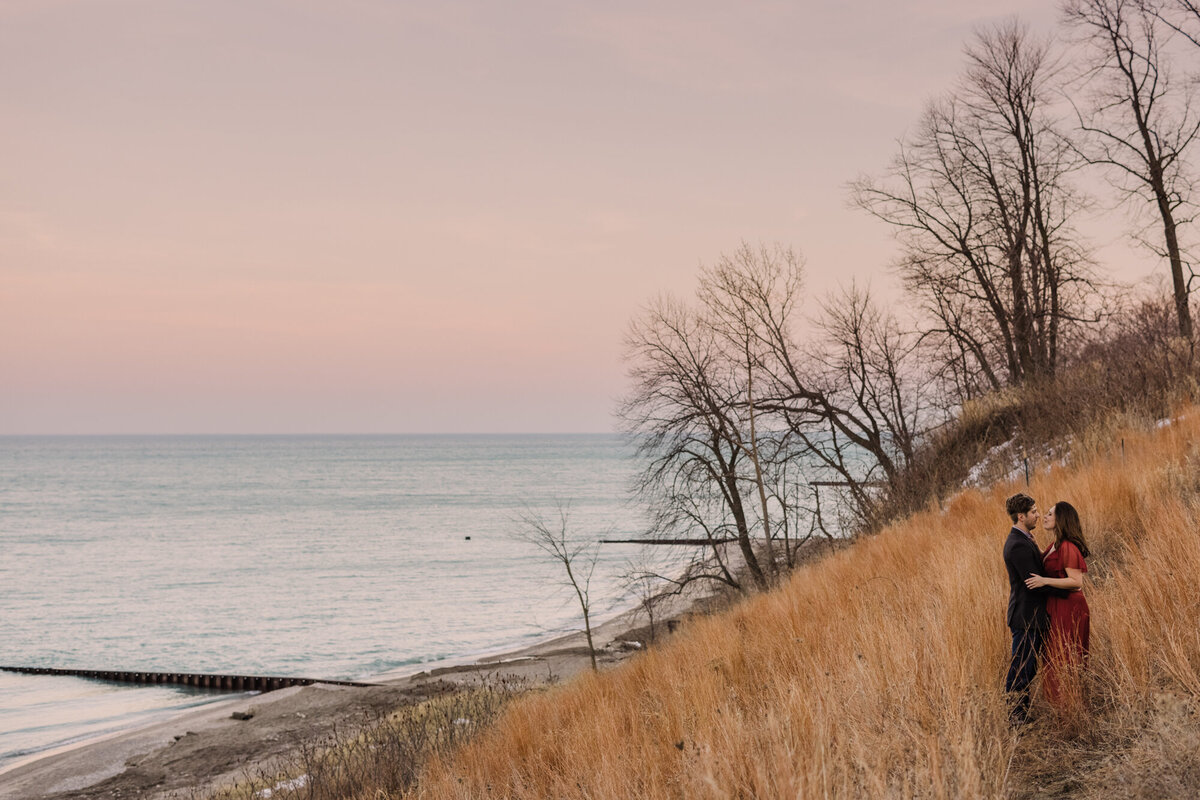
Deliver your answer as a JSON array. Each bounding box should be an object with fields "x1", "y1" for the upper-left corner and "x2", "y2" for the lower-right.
[{"x1": 1005, "y1": 625, "x2": 1044, "y2": 723}]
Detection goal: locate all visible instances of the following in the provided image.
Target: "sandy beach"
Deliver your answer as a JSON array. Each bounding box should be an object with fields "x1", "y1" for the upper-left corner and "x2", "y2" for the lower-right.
[{"x1": 0, "y1": 585, "x2": 715, "y2": 800}]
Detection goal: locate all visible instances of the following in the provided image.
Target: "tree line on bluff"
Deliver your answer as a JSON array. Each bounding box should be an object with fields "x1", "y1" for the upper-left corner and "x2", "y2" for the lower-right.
[{"x1": 618, "y1": 1, "x2": 1200, "y2": 595}]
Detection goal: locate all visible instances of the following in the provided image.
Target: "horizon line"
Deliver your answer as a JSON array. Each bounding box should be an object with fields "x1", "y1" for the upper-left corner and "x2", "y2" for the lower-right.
[{"x1": 0, "y1": 430, "x2": 623, "y2": 438}]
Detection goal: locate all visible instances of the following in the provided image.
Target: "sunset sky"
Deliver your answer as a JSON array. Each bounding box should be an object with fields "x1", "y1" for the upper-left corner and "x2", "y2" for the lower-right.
[{"x1": 0, "y1": 1, "x2": 1161, "y2": 433}]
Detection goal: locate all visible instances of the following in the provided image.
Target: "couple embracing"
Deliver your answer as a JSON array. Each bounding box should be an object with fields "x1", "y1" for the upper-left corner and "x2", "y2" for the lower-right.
[{"x1": 1002, "y1": 492, "x2": 1091, "y2": 724}]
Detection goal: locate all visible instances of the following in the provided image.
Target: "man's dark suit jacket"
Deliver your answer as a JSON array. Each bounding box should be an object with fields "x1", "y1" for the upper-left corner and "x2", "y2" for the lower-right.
[{"x1": 1003, "y1": 526, "x2": 1062, "y2": 630}]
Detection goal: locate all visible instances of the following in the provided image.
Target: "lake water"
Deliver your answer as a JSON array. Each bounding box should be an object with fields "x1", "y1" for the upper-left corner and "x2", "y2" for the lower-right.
[{"x1": 0, "y1": 434, "x2": 666, "y2": 771}]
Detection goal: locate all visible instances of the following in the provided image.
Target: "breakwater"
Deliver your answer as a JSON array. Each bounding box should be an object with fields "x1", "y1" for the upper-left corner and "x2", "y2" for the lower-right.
[{"x1": 0, "y1": 666, "x2": 374, "y2": 692}]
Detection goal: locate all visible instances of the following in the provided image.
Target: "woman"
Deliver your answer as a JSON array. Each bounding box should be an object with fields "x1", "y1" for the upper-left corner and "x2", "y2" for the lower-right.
[{"x1": 1025, "y1": 501, "x2": 1091, "y2": 708}]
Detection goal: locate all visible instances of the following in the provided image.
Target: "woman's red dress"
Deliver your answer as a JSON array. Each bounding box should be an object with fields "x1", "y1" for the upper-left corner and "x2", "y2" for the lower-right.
[{"x1": 1042, "y1": 540, "x2": 1090, "y2": 706}]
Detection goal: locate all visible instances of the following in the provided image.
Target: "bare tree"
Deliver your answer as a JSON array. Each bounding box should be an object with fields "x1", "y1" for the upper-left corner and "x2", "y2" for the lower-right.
[
  {"x1": 1064, "y1": 0, "x2": 1200, "y2": 340},
  {"x1": 767, "y1": 465, "x2": 826, "y2": 567},
  {"x1": 618, "y1": 293, "x2": 773, "y2": 591},
  {"x1": 778, "y1": 287, "x2": 931, "y2": 528},
  {"x1": 697, "y1": 245, "x2": 931, "y2": 529},
  {"x1": 1154, "y1": 0, "x2": 1200, "y2": 48},
  {"x1": 621, "y1": 242, "x2": 935, "y2": 563},
  {"x1": 644, "y1": 486, "x2": 747, "y2": 589},
  {"x1": 696, "y1": 247, "x2": 798, "y2": 573},
  {"x1": 853, "y1": 20, "x2": 1096, "y2": 393},
  {"x1": 515, "y1": 503, "x2": 600, "y2": 671},
  {"x1": 620, "y1": 558, "x2": 667, "y2": 645}
]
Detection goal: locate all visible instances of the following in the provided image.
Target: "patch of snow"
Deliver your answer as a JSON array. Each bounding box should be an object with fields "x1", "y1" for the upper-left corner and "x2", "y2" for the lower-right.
[
  {"x1": 257, "y1": 774, "x2": 309, "y2": 798},
  {"x1": 1000, "y1": 462, "x2": 1028, "y2": 485},
  {"x1": 962, "y1": 433, "x2": 1082, "y2": 491},
  {"x1": 963, "y1": 438, "x2": 1017, "y2": 488}
]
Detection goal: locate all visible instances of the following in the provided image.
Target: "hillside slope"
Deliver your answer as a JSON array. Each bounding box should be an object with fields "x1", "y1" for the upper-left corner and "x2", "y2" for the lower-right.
[{"x1": 412, "y1": 412, "x2": 1200, "y2": 799}]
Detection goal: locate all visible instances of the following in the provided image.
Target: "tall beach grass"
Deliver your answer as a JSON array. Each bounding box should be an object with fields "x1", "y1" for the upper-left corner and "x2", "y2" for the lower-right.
[{"x1": 407, "y1": 411, "x2": 1200, "y2": 798}]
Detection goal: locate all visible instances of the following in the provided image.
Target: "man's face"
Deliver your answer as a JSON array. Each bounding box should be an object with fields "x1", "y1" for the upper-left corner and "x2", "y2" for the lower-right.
[{"x1": 1021, "y1": 504, "x2": 1040, "y2": 531}]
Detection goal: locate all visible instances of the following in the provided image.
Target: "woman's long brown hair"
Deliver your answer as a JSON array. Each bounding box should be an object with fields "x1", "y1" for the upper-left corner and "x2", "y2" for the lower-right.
[{"x1": 1053, "y1": 500, "x2": 1090, "y2": 558}]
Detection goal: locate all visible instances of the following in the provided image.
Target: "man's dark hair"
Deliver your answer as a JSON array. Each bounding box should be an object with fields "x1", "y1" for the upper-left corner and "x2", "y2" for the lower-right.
[{"x1": 1005, "y1": 492, "x2": 1036, "y2": 523}]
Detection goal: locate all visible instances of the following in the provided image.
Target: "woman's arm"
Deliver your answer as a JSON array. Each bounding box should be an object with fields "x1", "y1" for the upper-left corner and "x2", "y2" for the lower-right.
[{"x1": 1025, "y1": 567, "x2": 1084, "y2": 591}]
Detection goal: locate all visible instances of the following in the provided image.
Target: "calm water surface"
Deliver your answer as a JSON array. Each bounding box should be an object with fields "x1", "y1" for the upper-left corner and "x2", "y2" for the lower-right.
[{"x1": 0, "y1": 435, "x2": 662, "y2": 771}]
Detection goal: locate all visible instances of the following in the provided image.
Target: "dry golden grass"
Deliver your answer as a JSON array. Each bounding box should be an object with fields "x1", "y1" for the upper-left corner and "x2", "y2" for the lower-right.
[{"x1": 409, "y1": 410, "x2": 1200, "y2": 799}]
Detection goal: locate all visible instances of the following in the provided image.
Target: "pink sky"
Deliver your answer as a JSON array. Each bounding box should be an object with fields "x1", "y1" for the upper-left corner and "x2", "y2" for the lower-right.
[{"x1": 0, "y1": 1, "x2": 1158, "y2": 433}]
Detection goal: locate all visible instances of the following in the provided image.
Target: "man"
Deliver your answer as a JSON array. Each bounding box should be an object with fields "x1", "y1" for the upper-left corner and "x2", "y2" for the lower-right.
[{"x1": 1002, "y1": 492, "x2": 1064, "y2": 724}]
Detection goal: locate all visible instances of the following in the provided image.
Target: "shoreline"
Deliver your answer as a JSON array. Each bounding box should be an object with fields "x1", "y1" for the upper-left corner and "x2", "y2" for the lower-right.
[
  {"x1": 0, "y1": 581, "x2": 717, "y2": 800},
  {"x1": 0, "y1": 690, "x2": 252, "y2": 779}
]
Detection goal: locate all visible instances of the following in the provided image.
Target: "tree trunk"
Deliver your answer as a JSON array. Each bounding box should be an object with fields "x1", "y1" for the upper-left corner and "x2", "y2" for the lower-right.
[
  {"x1": 563, "y1": 555, "x2": 598, "y2": 671},
  {"x1": 725, "y1": 474, "x2": 768, "y2": 590},
  {"x1": 744, "y1": 354, "x2": 776, "y2": 576},
  {"x1": 1158, "y1": 189, "x2": 1193, "y2": 340}
]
